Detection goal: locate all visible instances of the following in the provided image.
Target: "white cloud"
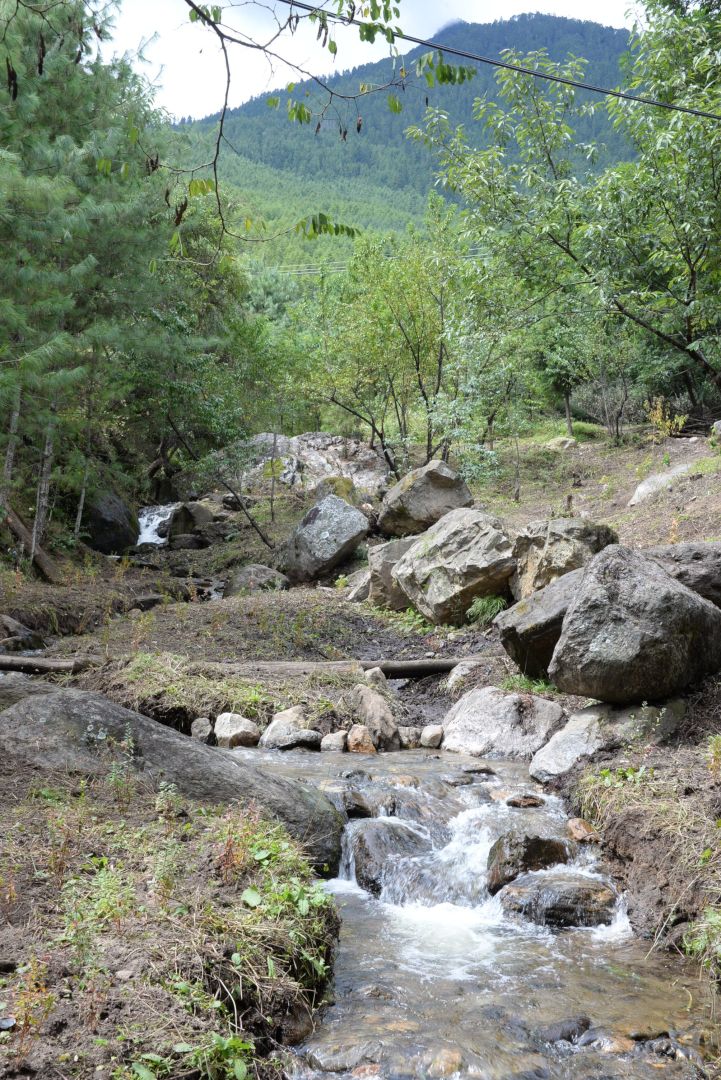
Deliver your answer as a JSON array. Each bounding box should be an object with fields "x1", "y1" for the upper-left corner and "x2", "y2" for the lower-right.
[{"x1": 109, "y1": 0, "x2": 638, "y2": 119}]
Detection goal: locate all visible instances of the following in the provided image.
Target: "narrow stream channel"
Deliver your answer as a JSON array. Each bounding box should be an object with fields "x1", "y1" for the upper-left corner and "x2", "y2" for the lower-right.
[{"x1": 237, "y1": 747, "x2": 709, "y2": 1079}]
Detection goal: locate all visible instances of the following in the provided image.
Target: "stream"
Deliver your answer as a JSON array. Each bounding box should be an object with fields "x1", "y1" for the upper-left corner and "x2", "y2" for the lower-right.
[{"x1": 235, "y1": 746, "x2": 709, "y2": 1080}]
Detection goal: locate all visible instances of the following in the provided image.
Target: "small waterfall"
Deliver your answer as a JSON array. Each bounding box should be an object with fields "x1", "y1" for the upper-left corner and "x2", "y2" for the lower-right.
[{"x1": 137, "y1": 503, "x2": 179, "y2": 546}]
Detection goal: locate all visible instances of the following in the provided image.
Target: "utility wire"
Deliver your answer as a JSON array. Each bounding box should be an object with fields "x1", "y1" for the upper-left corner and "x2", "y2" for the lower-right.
[{"x1": 273, "y1": 0, "x2": 721, "y2": 122}]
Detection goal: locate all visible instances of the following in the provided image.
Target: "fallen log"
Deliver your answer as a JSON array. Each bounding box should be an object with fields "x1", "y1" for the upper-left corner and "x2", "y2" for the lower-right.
[
  {"x1": 0, "y1": 653, "x2": 481, "y2": 681},
  {"x1": 0, "y1": 654, "x2": 98, "y2": 675},
  {"x1": 3, "y1": 506, "x2": 64, "y2": 585}
]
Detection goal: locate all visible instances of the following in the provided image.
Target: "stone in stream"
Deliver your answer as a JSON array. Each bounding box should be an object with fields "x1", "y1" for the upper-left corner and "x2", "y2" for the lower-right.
[
  {"x1": 567, "y1": 818, "x2": 600, "y2": 844},
  {"x1": 168, "y1": 501, "x2": 214, "y2": 539},
  {"x1": 392, "y1": 508, "x2": 516, "y2": 625},
  {"x1": 498, "y1": 871, "x2": 618, "y2": 927},
  {"x1": 368, "y1": 536, "x2": 418, "y2": 610},
  {"x1": 486, "y1": 833, "x2": 573, "y2": 895},
  {"x1": 258, "y1": 706, "x2": 322, "y2": 751},
  {"x1": 214, "y1": 712, "x2": 260, "y2": 748},
  {"x1": 420, "y1": 724, "x2": 444, "y2": 749},
  {"x1": 0, "y1": 690, "x2": 343, "y2": 871},
  {"x1": 536, "y1": 1016, "x2": 592, "y2": 1044},
  {"x1": 347, "y1": 724, "x2": 377, "y2": 754},
  {"x1": 377, "y1": 460, "x2": 473, "y2": 538},
  {"x1": 442, "y1": 687, "x2": 565, "y2": 760},
  {"x1": 350, "y1": 819, "x2": 430, "y2": 895},
  {"x1": 506, "y1": 794, "x2": 545, "y2": 809},
  {"x1": 320, "y1": 730, "x2": 347, "y2": 752},
  {"x1": 279, "y1": 495, "x2": 369, "y2": 583},
  {"x1": 548, "y1": 546, "x2": 721, "y2": 704},
  {"x1": 510, "y1": 518, "x2": 618, "y2": 601},
  {"x1": 398, "y1": 725, "x2": 422, "y2": 749},
  {"x1": 340, "y1": 684, "x2": 400, "y2": 751},
  {"x1": 494, "y1": 568, "x2": 584, "y2": 680},
  {"x1": 223, "y1": 564, "x2": 289, "y2": 597},
  {"x1": 304, "y1": 1039, "x2": 383, "y2": 1072}
]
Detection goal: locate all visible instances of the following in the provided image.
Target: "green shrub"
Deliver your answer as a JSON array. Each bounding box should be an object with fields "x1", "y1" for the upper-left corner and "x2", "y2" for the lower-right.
[{"x1": 466, "y1": 594, "x2": 507, "y2": 627}]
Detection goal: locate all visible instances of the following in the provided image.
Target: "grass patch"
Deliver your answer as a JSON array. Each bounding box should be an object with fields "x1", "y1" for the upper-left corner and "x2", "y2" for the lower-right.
[
  {"x1": 466, "y1": 594, "x2": 507, "y2": 627},
  {"x1": 0, "y1": 766, "x2": 337, "y2": 1078},
  {"x1": 500, "y1": 674, "x2": 558, "y2": 695}
]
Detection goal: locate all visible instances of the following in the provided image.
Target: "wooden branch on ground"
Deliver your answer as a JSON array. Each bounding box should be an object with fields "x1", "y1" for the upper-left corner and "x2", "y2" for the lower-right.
[
  {"x1": 0, "y1": 653, "x2": 481, "y2": 680},
  {"x1": 4, "y1": 506, "x2": 64, "y2": 585}
]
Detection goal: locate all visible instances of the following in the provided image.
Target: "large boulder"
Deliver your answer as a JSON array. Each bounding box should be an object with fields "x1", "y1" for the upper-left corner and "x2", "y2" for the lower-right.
[
  {"x1": 441, "y1": 687, "x2": 565, "y2": 760},
  {"x1": 280, "y1": 496, "x2": 369, "y2": 583},
  {"x1": 486, "y1": 833, "x2": 572, "y2": 895},
  {"x1": 529, "y1": 699, "x2": 686, "y2": 783},
  {"x1": 494, "y1": 569, "x2": 584, "y2": 679},
  {"x1": 83, "y1": 492, "x2": 138, "y2": 554},
  {"x1": 0, "y1": 615, "x2": 44, "y2": 653},
  {"x1": 377, "y1": 460, "x2": 473, "y2": 538},
  {"x1": 510, "y1": 518, "x2": 618, "y2": 601},
  {"x1": 224, "y1": 564, "x2": 289, "y2": 597},
  {"x1": 368, "y1": 537, "x2": 418, "y2": 611},
  {"x1": 168, "y1": 501, "x2": 214, "y2": 540},
  {"x1": 548, "y1": 546, "x2": 721, "y2": 704},
  {"x1": 340, "y1": 685, "x2": 400, "y2": 751},
  {"x1": 0, "y1": 690, "x2": 343, "y2": 871},
  {"x1": 348, "y1": 819, "x2": 430, "y2": 895},
  {"x1": 0, "y1": 673, "x2": 54, "y2": 711},
  {"x1": 628, "y1": 462, "x2": 695, "y2": 506},
  {"x1": 392, "y1": 509, "x2": 515, "y2": 625},
  {"x1": 259, "y1": 706, "x2": 322, "y2": 751},
  {"x1": 499, "y1": 872, "x2": 617, "y2": 927},
  {"x1": 243, "y1": 432, "x2": 390, "y2": 498},
  {"x1": 646, "y1": 542, "x2": 721, "y2": 608}
]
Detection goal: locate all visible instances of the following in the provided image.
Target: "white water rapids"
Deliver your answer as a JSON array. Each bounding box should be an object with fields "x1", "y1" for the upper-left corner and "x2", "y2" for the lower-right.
[
  {"x1": 232, "y1": 746, "x2": 708, "y2": 1079},
  {"x1": 136, "y1": 503, "x2": 179, "y2": 546}
]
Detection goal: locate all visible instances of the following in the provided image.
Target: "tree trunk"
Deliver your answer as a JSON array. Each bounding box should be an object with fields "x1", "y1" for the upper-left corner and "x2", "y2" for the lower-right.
[
  {"x1": 5, "y1": 505, "x2": 63, "y2": 584},
  {"x1": 73, "y1": 458, "x2": 89, "y2": 542},
  {"x1": 564, "y1": 390, "x2": 573, "y2": 436},
  {"x1": 30, "y1": 411, "x2": 55, "y2": 562},
  {"x1": 270, "y1": 431, "x2": 278, "y2": 524},
  {"x1": 1, "y1": 388, "x2": 21, "y2": 507}
]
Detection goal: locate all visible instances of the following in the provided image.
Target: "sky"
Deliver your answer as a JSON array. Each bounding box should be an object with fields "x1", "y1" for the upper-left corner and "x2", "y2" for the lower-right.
[{"x1": 108, "y1": 0, "x2": 639, "y2": 120}]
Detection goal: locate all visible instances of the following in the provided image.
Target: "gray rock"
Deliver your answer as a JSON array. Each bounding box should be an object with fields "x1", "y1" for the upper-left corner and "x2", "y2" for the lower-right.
[
  {"x1": 0, "y1": 690, "x2": 342, "y2": 870},
  {"x1": 712, "y1": 420, "x2": 721, "y2": 438},
  {"x1": 487, "y1": 833, "x2": 572, "y2": 894},
  {"x1": 320, "y1": 730, "x2": 348, "y2": 752},
  {"x1": 305, "y1": 1039, "x2": 382, "y2": 1072},
  {"x1": 510, "y1": 518, "x2": 618, "y2": 601},
  {"x1": 349, "y1": 819, "x2": 430, "y2": 895},
  {"x1": 0, "y1": 673, "x2": 54, "y2": 711},
  {"x1": 529, "y1": 699, "x2": 686, "y2": 782},
  {"x1": 259, "y1": 706, "x2": 322, "y2": 751},
  {"x1": 378, "y1": 460, "x2": 473, "y2": 538},
  {"x1": 83, "y1": 492, "x2": 138, "y2": 554},
  {"x1": 420, "y1": 724, "x2": 444, "y2": 749},
  {"x1": 280, "y1": 495, "x2": 369, "y2": 583},
  {"x1": 214, "y1": 712, "x2": 261, "y2": 748},
  {"x1": 446, "y1": 659, "x2": 482, "y2": 692},
  {"x1": 0, "y1": 615, "x2": 44, "y2": 653},
  {"x1": 646, "y1": 542, "x2": 721, "y2": 608},
  {"x1": 545, "y1": 436, "x2": 577, "y2": 451},
  {"x1": 442, "y1": 687, "x2": 565, "y2": 760},
  {"x1": 392, "y1": 509, "x2": 515, "y2": 626},
  {"x1": 628, "y1": 462, "x2": 695, "y2": 506},
  {"x1": 168, "y1": 501, "x2": 214, "y2": 539},
  {"x1": 190, "y1": 717, "x2": 213, "y2": 742},
  {"x1": 340, "y1": 684, "x2": 400, "y2": 751},
  {"x1": 398, "y1": 725, "x2": 422, "y2": 749},
  {"x1": 347, "y1": 724, "x2": 377, "y2": 754},
  {"x1": 368, "y1": 537, "x2": 418, "y2": 610},
  {"x1": 494, "y1": 569, "x2": 584, "y2": 679},
  {"x1": 244, "y1": 432, "x2": 390, "y2": 498},
  {"x1": 168, "y1": 533, "x2": 208, "y2": 550},
  {"x1": 548, "y1": 546, "x2": 721, "y2": 704},
  {"x1": 346, "y1": 569, "x2": 371, "y2": 603},
  {"x1": 364, "y1": 666, "x2": 387, "y2": 688},
  {"x1": 499, "y1": 871, "x2": 618, "y2": 927},
  {"x1": 223, "y1": 565, "x2": 289, "y2": 597}
]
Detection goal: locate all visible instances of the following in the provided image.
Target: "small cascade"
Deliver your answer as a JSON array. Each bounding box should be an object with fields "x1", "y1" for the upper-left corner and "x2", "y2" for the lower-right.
[
  {"x1": 137, "y1": 503, "x2": 179, "y2": 546},
  {"x1": 247, "y1": 748, "x2": 708, "y2": 1079}
]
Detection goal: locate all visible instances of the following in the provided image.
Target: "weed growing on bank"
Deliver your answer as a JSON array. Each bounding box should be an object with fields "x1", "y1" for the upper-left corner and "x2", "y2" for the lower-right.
[{"x1": 0, "y1": 767, "x2": 337, "y2": 1079}]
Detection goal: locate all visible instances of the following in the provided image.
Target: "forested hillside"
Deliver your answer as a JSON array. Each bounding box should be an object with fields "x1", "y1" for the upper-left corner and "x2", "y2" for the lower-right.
[{"x1": 179, "y1": 14, "x2": 631, "y2": 238}]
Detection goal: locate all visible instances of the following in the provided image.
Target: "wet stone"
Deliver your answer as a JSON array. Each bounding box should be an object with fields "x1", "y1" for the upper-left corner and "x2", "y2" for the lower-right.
[
  {"x1": 506, "y1": 794, "x2": 545, "y2": 808},
  {"x1": 305, "y1": 1040, "x2": 383, "y2": 1072},
  {"x1": 499, "y1": 871, "x2": 618, "y2": 928},
  {"x1": 487, "y1": 834, "x2": 573, "y2": 895}
]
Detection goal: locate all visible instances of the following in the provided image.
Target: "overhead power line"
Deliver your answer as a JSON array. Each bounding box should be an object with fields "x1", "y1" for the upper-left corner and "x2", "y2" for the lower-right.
[{"x1": 274, "y1": 0, "x2": 721, "y2": 122}]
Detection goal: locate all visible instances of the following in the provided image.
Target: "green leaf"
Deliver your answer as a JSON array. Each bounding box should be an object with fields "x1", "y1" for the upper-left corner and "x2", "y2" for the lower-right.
[
  {"x1": 253, "y1": 849, "x2": 270, "y2": 861},
  {"x1": 241, "y1": 887, "x2": 261, "y2": 908},
  {"x1": 233, "y1": 1061, "x2": 247, "y2": 1080},
  {"x1": 267, "y1": 96, "x2": 280, "y2": 109},
  {"x1": 328, "y1": 39, "x2": 337, "y2": 56},
  {"x1": 387, "y1": 93, "x2": 403, "y2": 114},
  {"x1": 132, "y1": 1065, "x2": 157, "y2": 1080},
  {"x1": 128, "y1": 126, "x2": 139, "y2": 145},
  {"x1": 267, "y1": 955, "x2": 276, "y2": 978},
  {"x1": 172, "y1": 1043, "x2": 194, "y2": 1053}
]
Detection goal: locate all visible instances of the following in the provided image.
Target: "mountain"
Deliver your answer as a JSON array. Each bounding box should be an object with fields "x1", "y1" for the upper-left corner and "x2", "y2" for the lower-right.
[{"x1": 177, "y1": 14, "x2": 631, "y2": 258}]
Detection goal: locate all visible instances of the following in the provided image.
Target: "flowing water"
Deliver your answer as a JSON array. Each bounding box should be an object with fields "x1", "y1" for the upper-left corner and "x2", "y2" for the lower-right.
[
  {"x1": 238, "y1": 747, "x2": 711, "y2": 1079},
  {"x1": 136, "y1": 503, "x2": 179, "y2": 545}
]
